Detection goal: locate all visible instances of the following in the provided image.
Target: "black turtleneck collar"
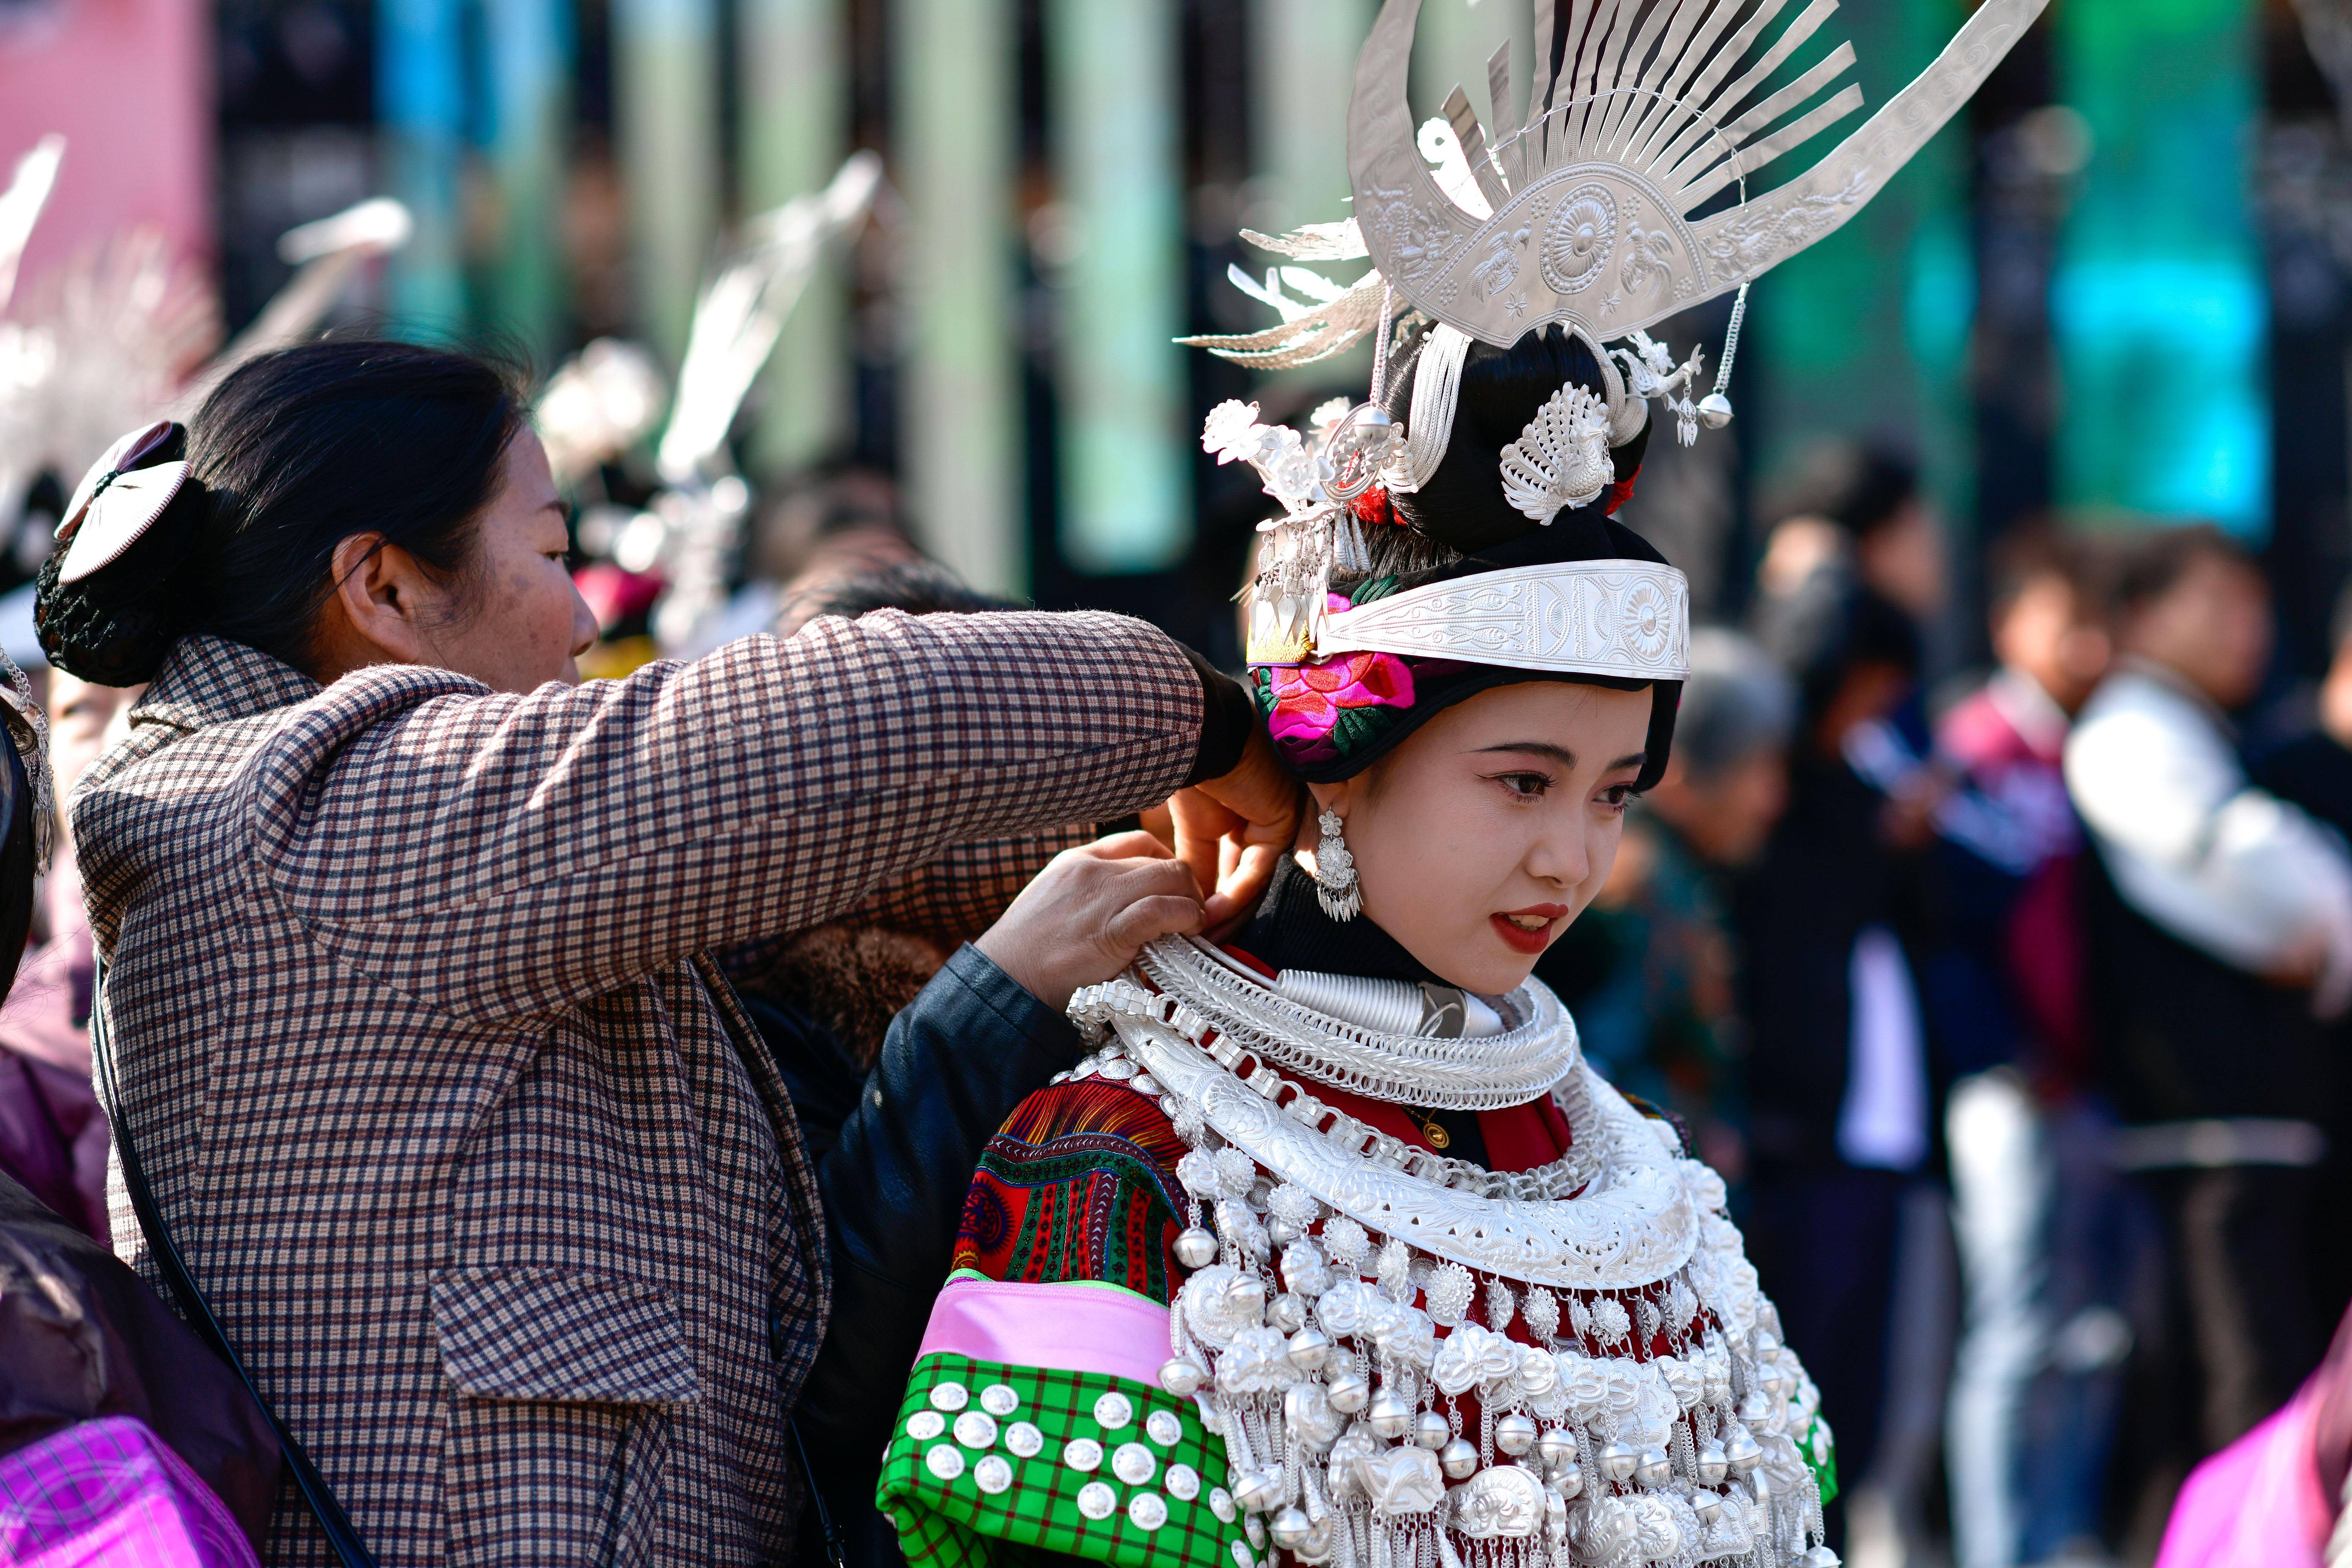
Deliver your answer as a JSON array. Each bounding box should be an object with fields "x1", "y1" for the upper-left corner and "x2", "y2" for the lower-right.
[{"x1": 1233, "y1": 856, "x2": 1450, "y2": 986}]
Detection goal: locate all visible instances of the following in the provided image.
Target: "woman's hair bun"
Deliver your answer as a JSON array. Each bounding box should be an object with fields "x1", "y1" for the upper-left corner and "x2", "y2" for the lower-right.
[
  {"x1": 33, "y1": 338, "x2": 527, "y2": 688},
  {"x1": 1378, "y1": 323, "x2": 1650, "y2": 556},
  {"x1": 34, "y1": 426, "x2": 209, "y2": 685}
]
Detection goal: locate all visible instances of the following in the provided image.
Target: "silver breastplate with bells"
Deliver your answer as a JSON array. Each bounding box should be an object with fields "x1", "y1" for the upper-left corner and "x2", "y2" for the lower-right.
[{"x1": 1068, "y1": 937, "x2": 1837, "y2": 1568}]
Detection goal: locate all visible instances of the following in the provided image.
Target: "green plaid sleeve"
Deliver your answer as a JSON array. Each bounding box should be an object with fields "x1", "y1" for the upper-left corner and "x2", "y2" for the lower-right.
[{"x1": 878, "y1": 1351, "x2": 1255, "y2": 1568}]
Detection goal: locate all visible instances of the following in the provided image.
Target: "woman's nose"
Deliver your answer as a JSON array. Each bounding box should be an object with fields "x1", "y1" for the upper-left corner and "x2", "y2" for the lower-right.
[
  {"x1": 569, "y1": 585, "x2": 599, "y2": 661},
  {"x1": 1524, "y1": 819, "x2": 1590, "y2": 888}
]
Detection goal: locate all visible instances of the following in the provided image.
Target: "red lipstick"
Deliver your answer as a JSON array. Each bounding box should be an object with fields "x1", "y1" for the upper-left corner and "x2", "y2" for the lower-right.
[{"x1": 1491, "y1": 904, "x2": 1569, "y2": 955}]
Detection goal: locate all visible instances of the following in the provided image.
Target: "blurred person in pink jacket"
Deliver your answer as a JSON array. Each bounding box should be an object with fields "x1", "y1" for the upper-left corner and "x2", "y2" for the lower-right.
[{"x1": 0, "y1": 670, "x2": 136, "y2": 1241}]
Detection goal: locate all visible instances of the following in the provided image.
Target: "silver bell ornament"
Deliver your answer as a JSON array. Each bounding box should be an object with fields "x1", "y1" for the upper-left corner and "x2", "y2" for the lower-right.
[
  {"x1": 1267, "y1": 1216, "x2": 1301, "y2": 1248},
  {"x1": 1691, "y1": 1491, "x2": 1723, "y2": 1525},
  {"x1": 1326, "y1": 1369, "x2": 1371, "y2": 1414},
  {"x1": 1439, "y1": 1436, "x2": 1480, "y2": 1480},
  {"x1": 1287, "y1": 1326, "x2": 1333, "y2": 1372},
  {"x1": 1535, "y1": 1427, "x2": 1577, "y2": 1471},
  {"x1": 1233, "y1": 1467, "x2": 1284, "y2": 1514},
  {"x1": 1697, "y1": 392, "x2": 1734, "y2": 429},
  {"x1": 1414, "y1": 1410, "x2": 1452, "y2": 1450},
  {"x1": 1494, "y1": 1413, "x2": 1537, "y2": 1457},
  {"x1": 1596, "y1": 1442, "x2": 1640, "y2": 1484},
  {"x1": 1738, "y1": 1390, "x2": 1773, "y2": 1426},
  {"x1": 1724, "y1": 1427, "x2": 1763, "y2": 1475},
  {"x1": 1801, "y1": 1549, "x2": 1842, "y2": 1568},
  {"x1": 1159, "y1": 1357, "x2": 1208, "y2": 1398},
  {"x1": 1224, "y1": 1272, "x2": 1266, "y2": 1321},
  {"x1": 1173, "y1": 1227, "x2": 1219, "y2": 1269},
  {"x1": 1269, "y1": 1506, "x2": 1315, "y2": 1551},
  {"x1": 1367, "y1": 1391, "x2": 1414, "y2": 1439},
  {"x1": 1694, "y1": 1443, "x2": 1728, "y2": 1486},
  {"x1": 1634, "y1": 1447, "x2": 1671, "y2": 1489},
  {"x1": 1547, "y1": 1462, "x2": 1584, "y2": 1501},
  {"x1": 1269, "y1": 1293, "x2": 1309, "y2": 1335}
]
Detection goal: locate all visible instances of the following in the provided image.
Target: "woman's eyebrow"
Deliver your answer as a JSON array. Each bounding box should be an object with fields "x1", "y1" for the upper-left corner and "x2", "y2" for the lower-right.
[
  {"x1": 1473, "y1": 743, "x2": 1649, "y2": 773},
  {"x1": 1475, "y1": 742, "x2": 1577, "y2": 767}
]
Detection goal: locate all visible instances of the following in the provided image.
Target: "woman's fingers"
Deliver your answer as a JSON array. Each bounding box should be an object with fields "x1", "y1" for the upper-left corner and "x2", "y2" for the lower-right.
[
  {"x1": 1076, "y1": 829, "x2": 1173, "y2": 863},
  {"x1": 1203, "y1": 840, "x2": 1285, "y2": 931},
  {"x1": 1167, "y1": 786, "x2": 1239, "y2": 901},
  {"x1": 1198, "y1": 727, "x2": 1300, "y2": 842},
  {"x1": 1105, "y1": 893, "x2": 1206, "y2": 953},
  {"x1": 975, "y1": 839, "x2": 1208, "y2": 1010}
]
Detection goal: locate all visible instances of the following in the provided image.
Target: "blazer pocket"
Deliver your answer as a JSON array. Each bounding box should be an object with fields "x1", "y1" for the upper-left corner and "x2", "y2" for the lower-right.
[{"x1": 429, "y1": 1267, "x2": 701, "y2": 1405}]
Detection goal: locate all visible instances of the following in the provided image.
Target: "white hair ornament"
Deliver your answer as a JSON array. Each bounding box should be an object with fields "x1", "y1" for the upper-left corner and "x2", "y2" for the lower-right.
[
  {"x1": 1498, "y1": 379, "x2": 1614, "y2": 522},
  {"x1": 55, "y1": 420, "x2": 189, "y2": 585}
]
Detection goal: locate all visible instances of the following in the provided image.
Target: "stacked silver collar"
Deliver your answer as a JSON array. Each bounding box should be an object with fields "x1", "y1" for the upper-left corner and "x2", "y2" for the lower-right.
[
  {"x1": 1135, "y1": 937, "x2": 1579, "y2": 1112},
  {"x1": 1064, "y1": 938, "x2": 1838, "y2": 1568}
]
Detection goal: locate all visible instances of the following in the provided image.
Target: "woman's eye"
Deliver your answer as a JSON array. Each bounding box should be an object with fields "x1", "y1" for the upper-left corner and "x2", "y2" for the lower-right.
[
  {"x1": 1497, "y1": 772, "x2": 1550, "y2": 798},
  {"x1": 1599, "y1": 784, "x2": 1634, "y2": 809}
]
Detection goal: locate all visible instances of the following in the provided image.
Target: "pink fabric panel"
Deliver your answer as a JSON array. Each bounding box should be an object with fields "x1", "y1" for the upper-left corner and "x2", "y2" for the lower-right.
[
  {"x1": 0, "y1": 1415, "x2": 257, "y2": 1567},
  {"x1": 917, "y1": 1278, "x2": 1173, "y2": 1387},
  {"x1": 2154, "y1": 1385, "x2": 2330, "y2": 1568}
]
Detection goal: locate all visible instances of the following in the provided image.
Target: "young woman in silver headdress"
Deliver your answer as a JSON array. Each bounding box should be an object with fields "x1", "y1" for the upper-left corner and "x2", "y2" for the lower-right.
[{"x1": 874, "y1": 1, "x2": 2041, "y2": 1565}]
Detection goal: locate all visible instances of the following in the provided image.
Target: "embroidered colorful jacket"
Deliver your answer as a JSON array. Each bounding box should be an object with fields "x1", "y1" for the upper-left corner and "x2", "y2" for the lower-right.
[{"x1": 880, "y1": 1077, "x2": 1231, "y2": 1568}]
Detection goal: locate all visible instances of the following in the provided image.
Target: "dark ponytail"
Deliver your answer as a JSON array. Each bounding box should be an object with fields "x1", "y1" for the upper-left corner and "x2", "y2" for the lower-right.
[{"x1": 35, "y1": 339, "x2": 528, "y2": 685}]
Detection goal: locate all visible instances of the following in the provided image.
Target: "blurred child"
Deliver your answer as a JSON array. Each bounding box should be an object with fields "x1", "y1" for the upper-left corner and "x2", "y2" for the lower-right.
[{"x1": 1936, "y1": 531, "x2": 2133, "y2": 1568}]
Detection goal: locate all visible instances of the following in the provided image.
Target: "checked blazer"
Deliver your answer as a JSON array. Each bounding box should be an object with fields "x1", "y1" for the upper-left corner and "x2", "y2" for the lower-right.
[{"x1": 74, "y1": 612, "x2": 1207, "y2": 1566}]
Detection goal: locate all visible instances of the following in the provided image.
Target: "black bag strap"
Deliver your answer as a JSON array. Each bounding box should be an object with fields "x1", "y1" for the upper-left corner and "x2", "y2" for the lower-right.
[
  {"x1": 93, "y1": 973, "x2": 379, "y2": 1568},
  {"x1": 790, "y1": 1419, "x2": 850, "y2": 1568}
]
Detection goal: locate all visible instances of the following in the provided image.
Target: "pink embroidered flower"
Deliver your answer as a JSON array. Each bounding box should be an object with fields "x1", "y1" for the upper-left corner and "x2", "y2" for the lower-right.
[{"x1": 1265, "y1": 647, "x2": 1416, "y2": 765}]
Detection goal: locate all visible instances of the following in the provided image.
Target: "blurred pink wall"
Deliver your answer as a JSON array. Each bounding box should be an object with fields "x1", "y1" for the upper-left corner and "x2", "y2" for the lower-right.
[{"x1": 0, "y1": 0, "x2": 212, "y2": 285}]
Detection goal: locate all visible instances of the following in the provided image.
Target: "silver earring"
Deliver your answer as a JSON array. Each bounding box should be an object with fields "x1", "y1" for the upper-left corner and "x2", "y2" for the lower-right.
[{"x1": 1313, "y1": 808, "x2": 1361, "y2": 922}]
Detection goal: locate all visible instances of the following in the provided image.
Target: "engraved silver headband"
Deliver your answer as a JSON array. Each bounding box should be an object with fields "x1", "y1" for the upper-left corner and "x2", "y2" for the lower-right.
[{"x1": 1318, "y1": 559, "x2": 1690, "y2": 681}]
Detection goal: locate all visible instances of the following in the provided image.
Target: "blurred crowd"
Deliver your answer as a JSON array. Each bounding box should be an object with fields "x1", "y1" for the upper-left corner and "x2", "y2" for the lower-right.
[{"x1": 1528, "y1": 446, "x2": 2352, "y2": 1568}]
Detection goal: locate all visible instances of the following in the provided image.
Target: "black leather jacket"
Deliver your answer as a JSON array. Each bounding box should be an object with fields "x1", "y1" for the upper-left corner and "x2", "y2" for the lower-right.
[{"x1": 757, "y1": 944, "x2": 1083, "y2": 1568}]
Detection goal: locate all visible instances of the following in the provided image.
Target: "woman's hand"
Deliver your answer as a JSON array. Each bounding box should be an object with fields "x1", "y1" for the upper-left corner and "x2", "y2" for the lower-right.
[
  {"x1": 1171, "y1": 726, "x2": 1301, "y2": 933},
  {"x1": 975, "y1": 832, "x2": 1207, "y2": 1011}
]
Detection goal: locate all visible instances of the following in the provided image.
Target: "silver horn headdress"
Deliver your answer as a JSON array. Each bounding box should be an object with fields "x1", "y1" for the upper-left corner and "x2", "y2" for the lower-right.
[
  {"x1": 1350, "y1": 0, "x2": 2045, "y2": 354},
  {"x1": 1189, "y1": 0, "x2": 2045, "y2": 674}
]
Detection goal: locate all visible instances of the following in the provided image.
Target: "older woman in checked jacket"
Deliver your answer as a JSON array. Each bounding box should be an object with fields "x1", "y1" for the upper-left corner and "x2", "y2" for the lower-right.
[{"x1": 42, "y1": 341, "x2": 1295, "y2": 1566}]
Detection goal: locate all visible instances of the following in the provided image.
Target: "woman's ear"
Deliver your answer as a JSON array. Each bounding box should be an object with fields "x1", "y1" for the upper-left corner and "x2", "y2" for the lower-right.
[{"x1": 318, "y1": 532, "x2": 446, "y2": 673}]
